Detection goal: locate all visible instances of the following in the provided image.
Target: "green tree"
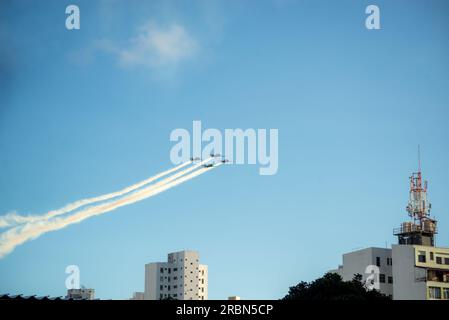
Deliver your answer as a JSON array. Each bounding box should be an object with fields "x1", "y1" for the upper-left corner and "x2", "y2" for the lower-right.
[{"x1": 282, "y1": 272, "x2": 390, "y2": 300}]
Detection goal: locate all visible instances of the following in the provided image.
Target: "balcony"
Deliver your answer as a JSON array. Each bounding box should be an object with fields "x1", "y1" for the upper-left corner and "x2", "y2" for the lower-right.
[{"x1": 427, "y1": 270, "x2": 449, "y2": 284}]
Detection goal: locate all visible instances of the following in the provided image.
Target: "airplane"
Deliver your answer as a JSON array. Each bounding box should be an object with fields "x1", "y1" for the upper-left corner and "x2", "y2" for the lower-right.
[
  {"x1": 203, "y1": 164, "x2": 214, "y2": 168},
  {"x1": 221, "y1": 159, "x2": 230, "y2": 163}
]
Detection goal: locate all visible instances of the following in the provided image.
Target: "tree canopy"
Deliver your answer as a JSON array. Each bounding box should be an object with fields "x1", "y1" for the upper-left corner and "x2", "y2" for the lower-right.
[{"x1": 282, "y1": 272, "x2": 390, "y2": 300}]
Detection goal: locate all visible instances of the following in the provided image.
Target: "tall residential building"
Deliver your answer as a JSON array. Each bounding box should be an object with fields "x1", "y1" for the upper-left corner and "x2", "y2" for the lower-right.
[
  {"x1": 66, "y1": 288, "x2": 95, "y2": 300},
  {"x1": 330, "y1": 155, "x2": 449, "y2": 299},
  {"x1": 144, "y1": 250, "x2": 208, "y2": 300}
]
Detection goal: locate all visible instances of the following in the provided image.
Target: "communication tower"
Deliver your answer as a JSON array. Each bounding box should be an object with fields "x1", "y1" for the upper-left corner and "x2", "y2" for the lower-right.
[{"x1": 394, "y1": 146, "x2": 437, "y2": 246}]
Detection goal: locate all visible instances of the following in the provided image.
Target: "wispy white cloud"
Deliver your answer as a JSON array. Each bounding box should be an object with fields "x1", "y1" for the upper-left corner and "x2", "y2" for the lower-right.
[
  {"x1": 116, "y1": 23, "x2": 198, "y2": 69},
  {"x1": 70, "y1": 22, "x2": 198, "y2": 73}
]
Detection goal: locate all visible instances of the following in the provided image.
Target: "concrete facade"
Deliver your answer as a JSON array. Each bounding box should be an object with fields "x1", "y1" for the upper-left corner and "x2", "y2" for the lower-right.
[
  {"x1": 392, "y1": 244, "x2": 449, "y2": 300},
  {"x1": 130, "y1": 292, "x2": 144, "y2": 300},
  {"x1": 144, "y1": 250, "x2": 208, "y2": 300},
  {"x1": 331, "y1": 245, "x2": 449, "y2": 300},
  {"x1": 330, "y1": 247, "x2": 393, "y2": 298}
]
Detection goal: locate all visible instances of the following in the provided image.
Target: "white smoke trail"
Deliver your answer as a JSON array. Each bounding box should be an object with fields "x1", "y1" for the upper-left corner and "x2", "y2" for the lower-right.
[
  {"x1": 0, "y1": 162, "x2": 219, "y2": 258},
  {"x1": 0, "y1": 161, "x2": 196, "y2": 228}
]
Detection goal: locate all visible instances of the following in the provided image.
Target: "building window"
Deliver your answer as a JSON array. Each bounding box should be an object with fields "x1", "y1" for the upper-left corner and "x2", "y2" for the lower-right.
[
  {"x1": 388, "y1": 276, "x2": 393, "y2": 284},
  {"x1": 444, "y1": 258, "x2": 449, "y2": 265},
  {"x1": 436, "y1": 257, "x2": 442, "y2": 264},
  {"x1": 428, "y1": 287, "x2": 441, "y2": 299},
  {"x1": 430, "y1": 252, "x2": 434, "y2": 260},
  {"x1": 376, "y1": 257, "x2": 381, "y2": 267},
  {"x1": 174, "y1": 268, "x2": 178, "y2": 272},
  {"x1": 168, "y1": 268, "x2": 171, "y2": 274},
  {"x1": 160, "y1": 285, "x2": 163, "y2": 290},
  {"x1": 174, "y1": 276, "x2": 178, "y2": 280},
  {"x1": 160, "y1": 268, "x2": 163, "y2": 273},
  {"x1": 168, "y1": 286, "x2": 170, "y2": 291},
  {"x1": 418, "y1": 252, "x2": 426, "y2": 263},
  {"x1": 379, "y1": 274, "x2": 386, "y2": 283},
  {"x1": 443, "y1": 288, "x2": 449, "y2": 300}
]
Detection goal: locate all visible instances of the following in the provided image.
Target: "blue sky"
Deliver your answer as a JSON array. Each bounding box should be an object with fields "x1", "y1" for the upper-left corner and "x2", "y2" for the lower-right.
[{"x1": 0, "y1": 0, "x2": 448, "y2": 299}]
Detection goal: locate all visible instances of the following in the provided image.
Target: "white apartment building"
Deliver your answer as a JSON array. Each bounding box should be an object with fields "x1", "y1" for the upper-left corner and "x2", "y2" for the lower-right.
[
  {"x1": 330, "y1": 247, "x2": 394, "y2": 298},
  {"x1": 130, "y1": 292, "x2": 144, "y2": 300},
  {"x1": 144, "y1": 250, "x2": 208, "y2": 300},
  {"x1": 330, "y1": 245, "x2": 449, "y2": 300},
  {"x1": 66, "y1": 288, "x2": 95, "y2": 300},
  {"x1": 392, "y1": 244, "x2": 449, "y2": 300}
]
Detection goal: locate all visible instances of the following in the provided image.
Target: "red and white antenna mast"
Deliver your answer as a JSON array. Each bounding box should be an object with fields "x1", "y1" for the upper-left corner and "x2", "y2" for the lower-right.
[
  {"x1": 406, "y1": 145, "x2": 431, "y2": 224},
  {"x1": 394, "y1": 146, "x2": 437, "y2": 246}
]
